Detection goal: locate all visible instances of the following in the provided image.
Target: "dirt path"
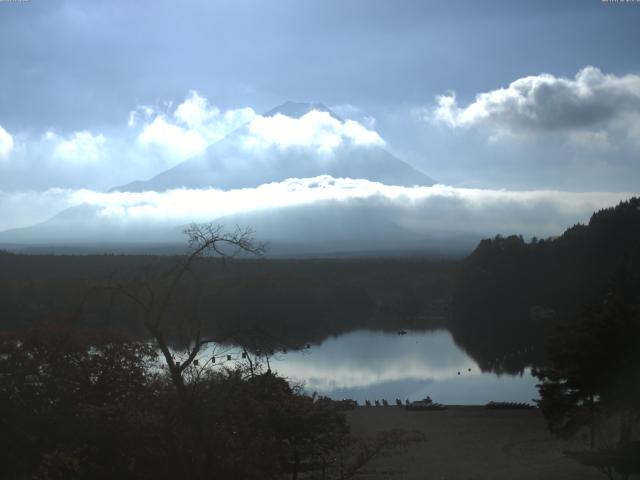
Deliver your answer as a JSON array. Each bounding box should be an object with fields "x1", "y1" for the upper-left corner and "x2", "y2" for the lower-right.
[{"x1": 346, "y1": 406, "x2": 603, "y2": 480}]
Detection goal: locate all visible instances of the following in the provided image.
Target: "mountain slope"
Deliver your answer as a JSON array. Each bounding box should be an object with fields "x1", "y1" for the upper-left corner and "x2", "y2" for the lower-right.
[
  {"x1": 113, "y1": 101, "x2": 435, "y2": 192},
  {"x1": 0, "y1": 205, "x2": 185, "y2": 245},
  {"x1": 0, "y1": 194, "x2": 480, "y2": 255},
  {"x1": 0, "y1": 102, "x2": 439, "y2": 252}
]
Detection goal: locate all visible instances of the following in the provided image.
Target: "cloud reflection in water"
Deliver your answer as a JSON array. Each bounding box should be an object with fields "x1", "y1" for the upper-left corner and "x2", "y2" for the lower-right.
[{"x1": 270, "y1": 330, "x2": 539, "y2": 405}]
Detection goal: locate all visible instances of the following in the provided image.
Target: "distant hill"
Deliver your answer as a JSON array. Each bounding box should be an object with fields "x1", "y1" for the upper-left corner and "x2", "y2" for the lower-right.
[
  {"x1": 450, "y1": 197, "x2": 640, "y2": 373},
  {"x1": 0, "y1": 204, "x2": 185, "y2": 245},
  {"x1": 112, "y1": 101, "x2": 435, "y2": 192},
  {"x1": 0, "y1": 196, "x2": 479, "y2": 256}
]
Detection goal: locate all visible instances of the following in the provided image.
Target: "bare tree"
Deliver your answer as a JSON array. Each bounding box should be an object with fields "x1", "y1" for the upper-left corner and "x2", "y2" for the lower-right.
[{"x1": 110, "y1": 223, "x2": 266, "y2": 399}]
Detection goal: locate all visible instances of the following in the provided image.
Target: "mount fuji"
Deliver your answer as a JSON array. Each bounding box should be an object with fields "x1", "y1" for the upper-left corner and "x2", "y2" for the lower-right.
[
  {"x1": 0, "y1": 102, "x2": 449, "y2": 255},
  {"x1": 112, "y1": 101, "x2": 435, "y2": 192}
]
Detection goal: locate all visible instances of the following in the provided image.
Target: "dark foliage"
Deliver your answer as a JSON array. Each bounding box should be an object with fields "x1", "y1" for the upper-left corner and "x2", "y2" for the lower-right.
[
  {"x1": 451, "y1": 197, "x2": 640, "y2": 476},
  {"x1": 564, "y1": 442, "x2": 640, "y2": 480},
  {"x1": 452, "y1": 197, "x2": 640, "y2": 373},
  {"x1": 535, "y1": 294, "x2": 640, "y2": 432},
  {"x1": 0, "y1": 255, "x2": 456, "y2": 349},
  {"x1": 533, "y1": 276, "x2": 640, "y2": 479},
  {"x1": 0, "y1": 324, "x2": 352, "y2": 480},
  {"x1": 0, "y1": 324, "x2": 163, "y2": 480}
]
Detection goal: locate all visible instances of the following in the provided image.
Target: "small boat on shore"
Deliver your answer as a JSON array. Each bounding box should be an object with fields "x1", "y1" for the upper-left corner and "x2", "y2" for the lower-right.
[{"x1": 405, "y1": 397, "x2": 447, "y2": 411}]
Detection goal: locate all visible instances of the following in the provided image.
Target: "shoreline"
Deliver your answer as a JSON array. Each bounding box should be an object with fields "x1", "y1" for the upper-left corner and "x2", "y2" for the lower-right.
[{"x1": 346, "y1": 406, "x2": 602, "y2": 479}]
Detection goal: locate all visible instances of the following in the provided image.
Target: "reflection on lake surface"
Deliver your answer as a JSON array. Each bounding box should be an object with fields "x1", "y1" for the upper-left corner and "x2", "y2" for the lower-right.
[{"x1": 268, "y1": 330, "x2": 538, "y2": 405}]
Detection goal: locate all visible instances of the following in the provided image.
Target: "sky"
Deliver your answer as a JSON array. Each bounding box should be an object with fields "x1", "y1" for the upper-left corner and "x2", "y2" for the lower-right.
[{"x1": 0, "y1": 0, "x2": 639, "y2": 244}]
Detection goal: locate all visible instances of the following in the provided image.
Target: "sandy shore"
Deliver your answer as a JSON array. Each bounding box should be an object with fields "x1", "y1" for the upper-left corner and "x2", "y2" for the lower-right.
[{"x1": 346, "y1": 406, "x2": 602, "y2": 480}]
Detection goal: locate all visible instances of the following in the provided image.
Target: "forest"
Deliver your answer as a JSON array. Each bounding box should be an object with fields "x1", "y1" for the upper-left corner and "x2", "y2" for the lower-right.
[{"x1": 451, "y1": 197, "x2": 640, "y2": 373}]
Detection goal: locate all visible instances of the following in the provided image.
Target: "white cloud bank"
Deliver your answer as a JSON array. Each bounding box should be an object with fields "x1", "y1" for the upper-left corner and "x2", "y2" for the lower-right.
[
  {"x1": 430, "y1": 66, "x2": 640, "y2": 146},
  {"x1": 47, "y1": 131, "x2": 106, "y2": 163},
  {"x1": 0, "y1": 176, "x2": 634, "y2": 243},
  {"x1": 0, "y1": 125, "x2": 13, "y2": 159},
  {"x1": 135, "y1": 94, "x2": 384, "y2": 157},
  {"x1": 0, "y1": 92, "x2": 385, "y2": 191},
  {"x1": 133, "y1": 91, "x2": 257, "y2": 159},
  {"x1": 243, "y1": 111, "x2": 384, "y2": 154}
]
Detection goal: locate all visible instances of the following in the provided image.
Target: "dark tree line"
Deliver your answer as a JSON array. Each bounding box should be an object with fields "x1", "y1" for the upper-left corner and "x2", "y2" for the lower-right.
[
  {"x1": 0, "y1": 249, "x2": 456, "y2": 350},
  {"x1": 451, "y1": 197, "x2": 640, "y2": 374},
  {"x1": 534, "y1": 273, "x2": 640, "y2": 479},
  {"x1": 450, "y1": 197, "x2": 640, "y2": 478}
]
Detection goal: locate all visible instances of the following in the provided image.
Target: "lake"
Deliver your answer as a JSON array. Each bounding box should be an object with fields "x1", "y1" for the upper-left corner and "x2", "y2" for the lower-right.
[{"x1": 265, "y1": 329, "x2": 539, "y2": 405}]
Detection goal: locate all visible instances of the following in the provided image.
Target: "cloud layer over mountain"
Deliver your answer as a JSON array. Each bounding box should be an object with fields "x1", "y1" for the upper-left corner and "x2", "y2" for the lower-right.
[
  {"x1": 0, "y1": 93, "x2": 393, "y2": 192},
  {"x1": 0, "y1": 176, "x2": 632, "y2": 251},
  {"x1": 133, "y1": 92, "x2": 258, "y2": 160}
]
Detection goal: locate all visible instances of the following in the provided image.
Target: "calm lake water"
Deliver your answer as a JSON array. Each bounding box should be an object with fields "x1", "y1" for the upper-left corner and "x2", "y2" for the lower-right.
[{"x1": 266, "y1": 329, "x2": 539, "y2": 405}]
